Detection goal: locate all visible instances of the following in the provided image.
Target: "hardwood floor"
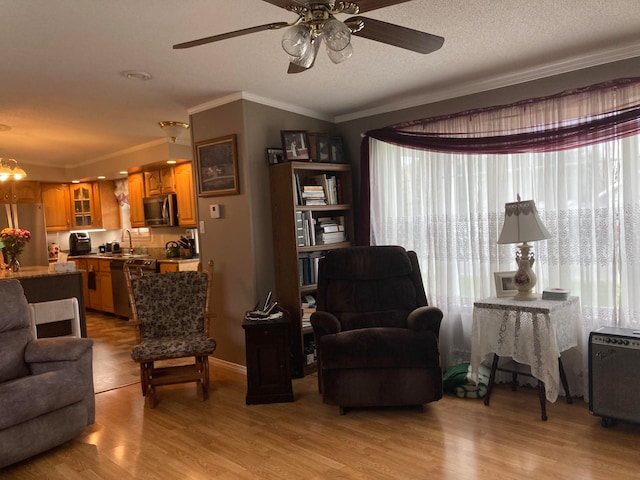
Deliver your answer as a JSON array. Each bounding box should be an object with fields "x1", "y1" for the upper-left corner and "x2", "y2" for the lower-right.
[
  {"x1": 86, "y1": 311, "x2": 140, "y2": 393},
  {"x1": 3, "y1": 315, "x2": 640, "y2": 479}
]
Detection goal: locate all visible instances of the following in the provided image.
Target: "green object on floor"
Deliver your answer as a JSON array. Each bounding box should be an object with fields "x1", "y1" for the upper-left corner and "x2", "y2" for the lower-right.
[{"x1": 443, "y1": 362, "x2": 471, "y2": 393}]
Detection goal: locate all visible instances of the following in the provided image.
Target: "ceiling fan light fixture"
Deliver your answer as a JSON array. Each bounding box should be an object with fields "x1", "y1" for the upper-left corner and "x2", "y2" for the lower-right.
[
  {"x1": 323, "y1": 18, "x2": 351, "y2": 52},
  {"x1": 281, "y1": 24, "x2": 311, "y2": 57},
  {"x1": 159, "y1": 121, "x2": 190, "y2": 143},
  {"x1": 290, "y1": 37, "x2": 318, "y2": 68},
  {"x1": 327, "y1": 41, "x2": 353, "y2": 64}
]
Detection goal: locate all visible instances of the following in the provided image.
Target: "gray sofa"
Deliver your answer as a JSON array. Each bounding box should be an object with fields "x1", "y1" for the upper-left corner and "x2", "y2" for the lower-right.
[{"x1": 0, "y1": 279, "x2": 95, "y2": 468}]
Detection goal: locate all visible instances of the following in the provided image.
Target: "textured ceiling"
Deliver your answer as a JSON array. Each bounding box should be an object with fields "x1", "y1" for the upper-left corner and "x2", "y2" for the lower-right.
[{"x1": 1, "y1": 0, "x2": 639, "y2": 173}]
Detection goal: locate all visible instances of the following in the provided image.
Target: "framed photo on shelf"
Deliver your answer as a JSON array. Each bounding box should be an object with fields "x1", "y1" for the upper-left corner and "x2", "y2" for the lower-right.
[
  {"x1": 281, "y1": 130, "x2": 310, "y2": 161},
  {"x1": 329, "y1": 136, "x2": 344, "y2": 163},
  {"x1": 195, "y1": 134, "x2": 239, "y2": 197},
  {"x1": 317, "y1": 134, "x2": 330, "y2": 163},
  {"x1": 266, "y1": 148, "x2": 284, "y2": 165},
  {"x1": 494, "y1": 271, "x2": 517, "y2": 297}
]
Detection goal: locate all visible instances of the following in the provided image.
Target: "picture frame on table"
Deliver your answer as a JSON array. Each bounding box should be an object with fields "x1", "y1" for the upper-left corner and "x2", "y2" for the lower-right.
[
  {"x1": 329, "y1": 136, "x2": 344, "y2": 163},
  {"x1": 195, "y1": 134, "x2": 239, "y2": 197},
  {"x1": 266, "y1": 148, "x2": 284, "y2": 165},
  {"x1": 281, "y1": 130, "x2": 310, "y2": 161},
  {"x1": 494, "y1": 271, "x2": 517, "y2": 297}
]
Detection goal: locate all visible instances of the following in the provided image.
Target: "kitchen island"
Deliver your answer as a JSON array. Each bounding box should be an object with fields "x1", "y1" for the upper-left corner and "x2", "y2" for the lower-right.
[{"x1": 0, "y1": 267, "x2": 86, "y2": 337}]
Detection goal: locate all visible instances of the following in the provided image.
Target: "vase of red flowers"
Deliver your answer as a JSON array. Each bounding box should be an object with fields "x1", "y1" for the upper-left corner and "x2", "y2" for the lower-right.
[{"x1": 1, "y1": 228, "x2": 31, "y2": 272}]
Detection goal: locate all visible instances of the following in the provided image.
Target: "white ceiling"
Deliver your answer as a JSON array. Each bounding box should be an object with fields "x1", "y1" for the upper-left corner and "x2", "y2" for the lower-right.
[{"x1": 1, "y1": 0, "x2": 640, "y2": 172}]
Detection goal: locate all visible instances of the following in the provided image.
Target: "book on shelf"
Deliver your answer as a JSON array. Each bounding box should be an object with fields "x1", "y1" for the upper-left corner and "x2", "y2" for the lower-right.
[
  {"x1": 301, "y1": 306, "x2": 315, "y2": 329},
  {"x1": 302, "y1": 184, "x2": 326, "y2": 205},
  {"x1": 295, "y1": 173, "x2": 303, "y2": 205},
  {"x1": 310, "y1": 174, "x2": 339, "y2": 205},
  {"x1": 315, "y1": 216, "x2": 347, "y2": 244},
  {"x1": 298, "y1": 252, "x2": 322, "y2": 285},
  {"x1": 295, "y1": 211, "x2": 305, "y2": 247},
  {"x1": 301, "y1": 293, "x2": 316, "y2": 308}
]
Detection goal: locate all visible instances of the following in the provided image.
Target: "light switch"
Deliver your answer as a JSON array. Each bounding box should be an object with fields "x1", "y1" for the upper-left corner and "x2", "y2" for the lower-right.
[
  {"x1": 199, "y1": 220, "x2": 205, "y2": 234},
  {"x1": 210, "y1": 204, "x2": 221, "y2": 219}
]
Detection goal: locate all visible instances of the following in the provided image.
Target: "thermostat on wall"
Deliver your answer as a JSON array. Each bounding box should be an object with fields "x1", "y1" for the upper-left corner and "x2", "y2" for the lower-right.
[{"x1": 210, "y1": 204, "x2": 221, "y2": 219}]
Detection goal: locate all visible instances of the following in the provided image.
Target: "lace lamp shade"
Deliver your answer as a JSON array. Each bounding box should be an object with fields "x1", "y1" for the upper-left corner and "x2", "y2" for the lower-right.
[{"x1": 498, "y1": 196, "x2": 551, "y2": 300}]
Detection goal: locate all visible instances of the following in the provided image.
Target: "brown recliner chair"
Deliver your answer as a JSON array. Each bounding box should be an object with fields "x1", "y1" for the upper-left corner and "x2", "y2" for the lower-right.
[{"x1": 310, "y1": 246, "x2": 443, "y2": 414}]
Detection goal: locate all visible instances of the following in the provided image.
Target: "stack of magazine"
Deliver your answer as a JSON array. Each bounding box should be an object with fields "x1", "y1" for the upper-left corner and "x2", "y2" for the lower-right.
[{"x1": 542, "y1": 288, "x2": 570, "y2": 301}]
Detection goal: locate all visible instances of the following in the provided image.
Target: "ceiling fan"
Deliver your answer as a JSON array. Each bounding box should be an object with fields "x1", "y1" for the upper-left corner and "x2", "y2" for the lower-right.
[{"x1": 173, "y1": 0, "x2": 444, "y2": 74}]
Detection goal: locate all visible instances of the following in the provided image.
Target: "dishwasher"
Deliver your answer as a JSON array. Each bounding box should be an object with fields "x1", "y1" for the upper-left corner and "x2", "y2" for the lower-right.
[{"x1": 111, "y1": 258, "x2": 158, "y2": 319}]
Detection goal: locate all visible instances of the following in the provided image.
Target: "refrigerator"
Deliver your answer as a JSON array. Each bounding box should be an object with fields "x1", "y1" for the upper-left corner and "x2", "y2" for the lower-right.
[{"x1": 1, "y1": 203, "x2": 49, "y2": 267}]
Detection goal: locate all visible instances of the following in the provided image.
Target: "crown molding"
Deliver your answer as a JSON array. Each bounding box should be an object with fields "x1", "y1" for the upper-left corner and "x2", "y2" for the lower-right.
[
  {"x1": 188, "y1": 91, "x2": 334, "y2": 122},
  {"x1": 335, "y1": 43, "x2": 640, "y2": 123}
]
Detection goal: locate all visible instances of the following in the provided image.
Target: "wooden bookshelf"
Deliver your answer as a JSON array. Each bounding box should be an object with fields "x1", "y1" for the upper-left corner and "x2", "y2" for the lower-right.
[{"x1": 269, "y1": 161, "x2": 354, "y2": 377}]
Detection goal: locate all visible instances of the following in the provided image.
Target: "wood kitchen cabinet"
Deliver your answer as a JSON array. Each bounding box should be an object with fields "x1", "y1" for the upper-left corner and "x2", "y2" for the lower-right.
[
  {"x1": 74, "y1": 258, "x2": 89, "y2": 305},
  {"x1": 160, "y1": 167, "x2": 176, "y2": 194},
  {"x1": 41, "y1": 183, "x2": 72, "y2": 231},
  {"x1": 127, "y1": 172, "x2": 145, "y2": 228},
  {"x1": 85, "y1": 258, "x2": 113, "y2": 313},
  {"x1": 174, "y1": 162, "x2": 197, "y2": 227},
  {"x1": 70, "y1": 181, "x2": 120, "y2": 230},
  {"x1": 145, "y1": 167, "x2": 175, "y2": 196},
  {"x1": 0, "y1": 181, "x2": 41, "y2": 203}
]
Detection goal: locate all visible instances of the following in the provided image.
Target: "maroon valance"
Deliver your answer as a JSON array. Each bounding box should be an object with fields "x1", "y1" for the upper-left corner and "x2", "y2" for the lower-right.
[{"x1": 357, "y1": 77, "x2": 640, "y2": 246}]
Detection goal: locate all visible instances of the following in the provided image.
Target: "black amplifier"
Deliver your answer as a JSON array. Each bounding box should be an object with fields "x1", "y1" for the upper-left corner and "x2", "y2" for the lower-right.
[{"x1": 589, "y1": 326, "x2": 640, "y2": 427}]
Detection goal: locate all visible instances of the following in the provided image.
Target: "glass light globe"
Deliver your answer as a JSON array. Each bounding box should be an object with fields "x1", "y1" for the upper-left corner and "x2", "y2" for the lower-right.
[
  {"x1": 323, "y1": 18, "x2": 351, "y2": 52},
  {"x1": 282, "y1": 25, "x2": 311, "y2": 57},
  {"x1": 327, "y1": 42, "x2": 353, "y2": 64},
  {"x1": 291, "y1": 39, "x2": 318, "y2": 68}
]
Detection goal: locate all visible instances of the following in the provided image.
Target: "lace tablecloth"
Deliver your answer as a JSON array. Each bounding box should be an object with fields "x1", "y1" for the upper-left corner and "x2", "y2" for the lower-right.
[{"x1": 470, "y1": 296, "x2": 580, "y2": 402}]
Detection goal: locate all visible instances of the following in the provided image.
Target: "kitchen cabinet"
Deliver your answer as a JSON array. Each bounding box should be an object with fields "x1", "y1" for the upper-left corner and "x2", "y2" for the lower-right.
[
  {"x1": 70, "y1": 181, "x2": 121, "y2": 230},
  {"x1": 145, "y1": 167, "x2": 175, "y2": 196},
  {"x1": 74, "y1": 258, "x2": 89, "y2": 305},
  {"x1": 0, "y1": 181, "x2": 41, "y2": 203},
  {"x1": 160, "y1": 167, "x2": 176, "y2": 194},
  {"x1": 158, "y1": 259, "x2": 199, "y2": 273},
  {"x1": 41, "y1": 183, "x2": 71, "y2": 231},
  {"x1": 127, "y1": 173, "x2": 145, "y2": 228},
  {"x1": 85, "y1": 258, "x2": 113, "y2": 313},
  {"x1": 174, "y1": 162, "x2": 197, "y2": 227}
]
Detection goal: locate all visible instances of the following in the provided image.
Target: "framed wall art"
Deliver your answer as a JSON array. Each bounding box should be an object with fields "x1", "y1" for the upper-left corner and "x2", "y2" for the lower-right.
[
  {"x1": 494, "y1": 271, "x2": 517, "y2": 297},
  {"x1": 195, "y1": 134, "x2": 239, "y2": 196},
  {"x1": 281, "y1": 130, "x2": 310, "y2": 161}
]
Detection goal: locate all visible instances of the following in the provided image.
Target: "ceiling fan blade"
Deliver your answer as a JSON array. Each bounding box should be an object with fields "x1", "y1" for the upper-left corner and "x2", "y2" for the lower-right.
[
  {"x1": 347, "y1": 16, "x2": 444, "y2": 54},
  {"x1": 173, "y1": 22, "x2": 289, "y2": 49},
  {"x1": 262, "y1": 0, "x2": 309, "y2": 10},
  {"x1": 287, "y1": 37, "x2": 322, "y2": 74},
  {"x1": 355, "y1": 0, "x2": 412, "y2": 13}
]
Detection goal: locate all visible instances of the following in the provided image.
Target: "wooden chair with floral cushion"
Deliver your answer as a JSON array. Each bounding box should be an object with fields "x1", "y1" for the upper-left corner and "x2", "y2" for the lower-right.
[{"x1": 124, "y1": 260, "x2": 216, "y2": 408}]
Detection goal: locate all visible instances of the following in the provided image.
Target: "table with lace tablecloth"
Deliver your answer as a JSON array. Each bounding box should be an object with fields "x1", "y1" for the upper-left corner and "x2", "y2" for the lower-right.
[{"x1": 470, "y1": 295, "x2": 580, "y2": 420}]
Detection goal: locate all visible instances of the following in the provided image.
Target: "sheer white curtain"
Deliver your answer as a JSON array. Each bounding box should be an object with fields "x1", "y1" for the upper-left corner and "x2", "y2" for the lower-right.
[{"x1": 369, "y1": 85, "x2": 640, "y2": 399}]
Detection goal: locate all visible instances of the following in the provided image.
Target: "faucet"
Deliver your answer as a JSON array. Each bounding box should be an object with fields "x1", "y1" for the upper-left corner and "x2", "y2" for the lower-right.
[{"x1": 124, "y1": 229, "x2": 134, "y2": 254}]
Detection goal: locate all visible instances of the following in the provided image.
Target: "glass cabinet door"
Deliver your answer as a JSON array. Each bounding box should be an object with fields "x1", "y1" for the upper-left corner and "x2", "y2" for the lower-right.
[{"x1": 72, "y1": 184, "x2": 93, "y2": 227}]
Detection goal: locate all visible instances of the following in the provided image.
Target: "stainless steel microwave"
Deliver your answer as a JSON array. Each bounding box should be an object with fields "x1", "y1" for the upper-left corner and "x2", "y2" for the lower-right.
[{"x1": 143, "y1": 194, "x2": 178, "y2": 227}]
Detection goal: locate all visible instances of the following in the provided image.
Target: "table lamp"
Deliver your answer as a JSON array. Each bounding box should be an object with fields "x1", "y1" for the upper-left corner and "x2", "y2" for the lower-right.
[{"x1": 498, "y1": 195, "x2": 551, "y2": 300}]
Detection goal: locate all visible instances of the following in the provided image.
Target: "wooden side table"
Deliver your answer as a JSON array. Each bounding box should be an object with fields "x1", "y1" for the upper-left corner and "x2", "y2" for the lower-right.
[{"x1": 243, "y1": 313, "x2": 294, "y2": 405}]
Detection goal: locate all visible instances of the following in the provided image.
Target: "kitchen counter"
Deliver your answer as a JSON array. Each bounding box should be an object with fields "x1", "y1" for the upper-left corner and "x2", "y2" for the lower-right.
[
  {"x1": 69, "y1": 254, "x2": 199, "y2": 263},
  {"x1": 0, "y1": 267, "x2": 86, "y2": 337},
  {"x1": 0, "y1": 266, "x2": 80, "y2": 280}
]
